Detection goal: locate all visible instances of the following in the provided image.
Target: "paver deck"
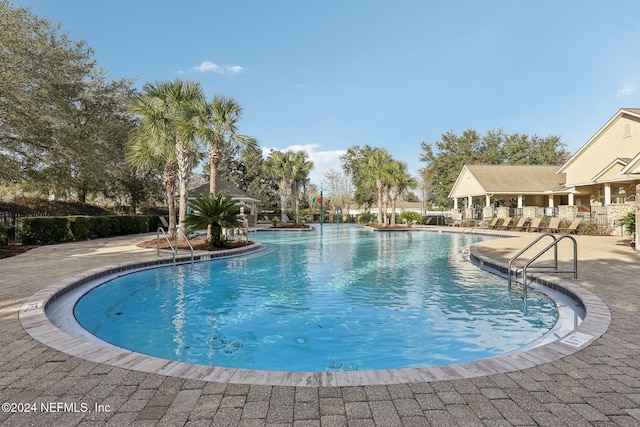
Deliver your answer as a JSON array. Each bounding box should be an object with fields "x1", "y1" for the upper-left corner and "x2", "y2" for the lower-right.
[{"x1": 1, "y1": 228, "x2": 639, "y2": 425}]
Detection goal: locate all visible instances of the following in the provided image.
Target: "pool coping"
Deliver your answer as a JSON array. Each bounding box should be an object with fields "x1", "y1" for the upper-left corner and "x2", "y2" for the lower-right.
[{"x1": 19, "y1": 231, "x2": 611, "y2": 387}]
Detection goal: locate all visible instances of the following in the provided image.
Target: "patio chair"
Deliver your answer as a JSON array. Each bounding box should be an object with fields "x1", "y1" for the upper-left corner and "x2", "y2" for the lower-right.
[
  {"x1": 558, "y1": 218, "x2": 581, "y2": 234},
  {"x1": 486, "y1": 217, "x2": 500, "y2": 229},
  {"x1": 527, "y1": 217, "x2": 542, "y2": 232},
  {"x1": 543, "y1": 217, "x2": 561, "y2": 233},
  {"x1": 508, "y1": 217, "x2": 527, "y2": 231},
  {"x1": 498, "y1": 217, "x2": 512, "y2": 230}
]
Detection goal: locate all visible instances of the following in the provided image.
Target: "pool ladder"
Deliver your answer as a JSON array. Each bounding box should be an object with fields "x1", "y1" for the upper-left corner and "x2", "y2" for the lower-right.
[
  {"x1": 157, "y1": 226, "x2": 194, "y2": 268},
  {"x1": 507, "y1": 233, "x2": 578, "y2": 298}
]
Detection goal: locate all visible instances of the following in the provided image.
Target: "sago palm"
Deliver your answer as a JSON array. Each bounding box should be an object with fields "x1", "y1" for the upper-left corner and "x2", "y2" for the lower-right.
[{"x1": 185, "y1": 194, "x2": 242, "y2": 247}]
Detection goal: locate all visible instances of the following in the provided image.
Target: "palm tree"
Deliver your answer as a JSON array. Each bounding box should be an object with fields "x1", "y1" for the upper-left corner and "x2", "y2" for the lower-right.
[
  {"x1": 198, "y1": 95, "x2": 257, "y2": 196},
  {"x1": 185, "y1": 194, "x2": 242, "y2": 247},
  {"x1": 127, "y1": 89, "x2": 179, "y2": 237},
  {"x1": 385, "y1": 160, "x2": 417, "y2": 226},
  {"x1": 288, "y1": 151, "x2": 313, "y2": 224},
  {"x1": 361, "y1": 148, "x2": 393, "y2": 225},
  {"x1": 134, "y1": 80, "x2": 205, "y2": 237},
  {"x1": 196, "y1": 95, "x2": 256, "y2": 238},
  {"x1": 265, "y1": 150, "x2": 292, "y2": 224}
]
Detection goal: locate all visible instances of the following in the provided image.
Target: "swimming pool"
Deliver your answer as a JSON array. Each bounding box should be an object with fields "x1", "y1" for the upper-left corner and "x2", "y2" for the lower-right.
[{"x1": 73, "y1": 226, "x2": 558, "y2": 372}]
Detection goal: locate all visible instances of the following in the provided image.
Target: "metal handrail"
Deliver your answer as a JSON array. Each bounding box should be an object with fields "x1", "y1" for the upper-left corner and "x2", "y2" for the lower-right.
[
  {"x1": 176, "y1": 226, "x2": 194, "y2": 266},
  {"x1": 463, "y1": 219, "x2": 480, "y2": 233},
  {"x1": 521, "y1": 235, "x2": 578, "y2": 298},
  {"x1": 507, "y1": 233, "x2": 558, "y2": 288},
  {"x1": 157, "y1": 227, "x2": 176, "y2": 267}
]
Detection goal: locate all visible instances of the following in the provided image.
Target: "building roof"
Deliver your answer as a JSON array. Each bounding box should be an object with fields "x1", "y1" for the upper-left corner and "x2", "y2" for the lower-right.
[
  {"x1": 450, "y1": 165, "x2": 566, "y2": 198},
  {"x1": 190, "y1": 178, "x2": 260, "y2": 203}
]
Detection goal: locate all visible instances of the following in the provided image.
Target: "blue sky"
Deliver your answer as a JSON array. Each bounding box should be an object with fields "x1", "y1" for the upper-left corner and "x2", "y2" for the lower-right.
[{"x1": 13, "y1": 0, "x2": 640, "y2": 185}]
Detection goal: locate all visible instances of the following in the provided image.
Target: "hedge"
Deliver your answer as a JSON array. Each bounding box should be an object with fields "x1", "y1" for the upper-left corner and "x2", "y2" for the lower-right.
[{"x1": 20, "y1": 215, "x2": 160, "y2": 245}]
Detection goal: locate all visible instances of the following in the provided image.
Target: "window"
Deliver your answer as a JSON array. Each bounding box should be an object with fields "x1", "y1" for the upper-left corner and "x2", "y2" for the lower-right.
[{"x1": 624, "y1": 123, "x2": 632, "y2": 137}]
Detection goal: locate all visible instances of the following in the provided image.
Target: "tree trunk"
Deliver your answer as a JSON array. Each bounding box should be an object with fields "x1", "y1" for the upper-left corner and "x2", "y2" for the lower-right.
[
  {"x1": 291, "y1": 184, "x2": 299, "y2": 224},
  {"x1": 164, "y1": 163, "x2": 177, "y2": 239},
  {"x1": 376, "y1": 181, "x2": 383, "y2": 225},
  {"x1": 383, "y1": 194, "x2": 389, "y2": 226},
  {"x1": 207, "y1": 147, "x2": 219, "y2": 238},
  {"x1": 176, "y1": 139, "x2": 190, "y2": 241},
  {"x1": 280, "y1": 177, "x2": 288, "y2": 224},
  {"x1": 390, "y1": 198, "x2": 397, "y2": 226}
]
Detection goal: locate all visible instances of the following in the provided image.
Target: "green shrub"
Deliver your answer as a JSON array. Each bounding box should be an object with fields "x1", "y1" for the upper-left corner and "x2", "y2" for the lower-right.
[
  {"x1": 619, "y1": 211, "x2": 636, "y2": 235},
  {"x1": 398, "y1": 211, "x2": 422, "y2": 224},
  {"x1": 358, "y1": 212, "x2": 377, "y2": 224},
  {"x1": 69, "y1": 216, "x2": 92, "y2": 240},
  {"x1": 20, "y1": 217, "x2": 72, "y2": 244},
  {"x1": 19, "y1": 215, "x2": 158, "y2": 244}
]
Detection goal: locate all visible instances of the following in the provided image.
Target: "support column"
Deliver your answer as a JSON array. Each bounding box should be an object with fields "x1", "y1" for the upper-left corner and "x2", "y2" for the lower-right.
[
  {"x1": 467, "y1": 196, "x2": 472, "y2": 208},
  {"x1": 485, "y1": 194, "x2": 491, "y2": 208},
  {"x1": 568, "y1": 193, "x2": 574, "y2": 206},
  {"x1": 548, "y1": 195, "x2": 554, "y2": 208},
  {"x1": 517, "y1": 195, "x2": 523, "y2": 209},
  {"x1": 635, "y1": 184, "x2": 640, "y2": 250},
  {"x1": 453, "y1": 198, "x2": 458, "y2": 209},
  {"x1": 604, "y1": 183, "x2": 611, "y2": 206}
]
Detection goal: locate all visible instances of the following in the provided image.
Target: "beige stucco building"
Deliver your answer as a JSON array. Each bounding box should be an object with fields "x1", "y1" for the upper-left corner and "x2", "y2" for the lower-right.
[{"x1": 449, "y1": 108, "x2": 640, "y2": 234}]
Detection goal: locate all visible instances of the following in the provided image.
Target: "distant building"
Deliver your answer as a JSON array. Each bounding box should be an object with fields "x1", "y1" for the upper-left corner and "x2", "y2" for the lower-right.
[
  {"x1": 190, "y1": 177, "x2": 260, "y2": 226},
  {"x1": 448, "y1": 108, "x2": 640, "y2": 234}
]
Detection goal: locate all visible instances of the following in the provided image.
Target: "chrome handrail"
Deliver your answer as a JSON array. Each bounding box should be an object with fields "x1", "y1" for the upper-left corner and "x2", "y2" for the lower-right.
[
  {"x1": 521, "y1": 235, "x2": 577, "y2": 298},
  {"x1": 507, "y1": 233, "x2": 557, "y2": 289},
  {"x1": 157, "y1": 227, "x2": 176, "y2": 268},
  {"x1": 176, "y1": 226, "x2": 194, "y2": 266}
]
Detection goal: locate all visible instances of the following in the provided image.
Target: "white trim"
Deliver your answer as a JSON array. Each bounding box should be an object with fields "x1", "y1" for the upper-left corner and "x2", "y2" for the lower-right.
[
  {"x1": 591, "y1": 158, "x2": 629, "y2": 182},
  {"x1": 620, "y1": 151, "x2": 640, "y2": 174}
]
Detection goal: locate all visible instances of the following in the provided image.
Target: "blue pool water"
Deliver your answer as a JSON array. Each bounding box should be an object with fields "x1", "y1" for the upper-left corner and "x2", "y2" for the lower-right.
[{"x1": 74, "y1": 226, "x2": 558, "y2": 372}]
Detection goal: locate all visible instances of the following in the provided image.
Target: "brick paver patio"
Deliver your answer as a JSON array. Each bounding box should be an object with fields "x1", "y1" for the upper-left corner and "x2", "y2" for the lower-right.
[{"x1": 1, "y1": 228, "x2": 639, "y2": 426}]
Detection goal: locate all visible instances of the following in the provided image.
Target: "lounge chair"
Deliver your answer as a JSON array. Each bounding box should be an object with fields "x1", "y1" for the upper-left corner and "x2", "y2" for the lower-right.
[
  {"x1": 527, "y1": 217, "x2": 542, "y2": 232},
  {"x1": 543, "y1": 217, "x2": 561, "y2": 233},
  {"x1": 486, "y1": 217, "x2": 500, "y2": 229},
  {"x1": 498, "y1": 217, "x2": 512, "y2": 230},
  {"x1": 558, "y1": 218, "x2": 581, "y2": 234},
  {"x1": 508, "y1": 217, "x2": 527, "y2": 231}
]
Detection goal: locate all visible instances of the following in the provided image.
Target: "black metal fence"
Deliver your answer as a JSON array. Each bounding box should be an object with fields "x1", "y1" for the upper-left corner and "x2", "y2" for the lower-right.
[{"x1": 1, "y1": 212, "x2": 56, "y2": 245}]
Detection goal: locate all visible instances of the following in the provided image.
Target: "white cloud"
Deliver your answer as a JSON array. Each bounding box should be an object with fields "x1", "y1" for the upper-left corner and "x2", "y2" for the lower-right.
[
  {"x1": 616, "y1": 86, "x2": 634, "y2": 98},
  {"x1": 262, "y1": 144, "x2": 346, "y2": 186},
  {"x1": 189, "y1": 61, "x2": 246, "y2": 75}
]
